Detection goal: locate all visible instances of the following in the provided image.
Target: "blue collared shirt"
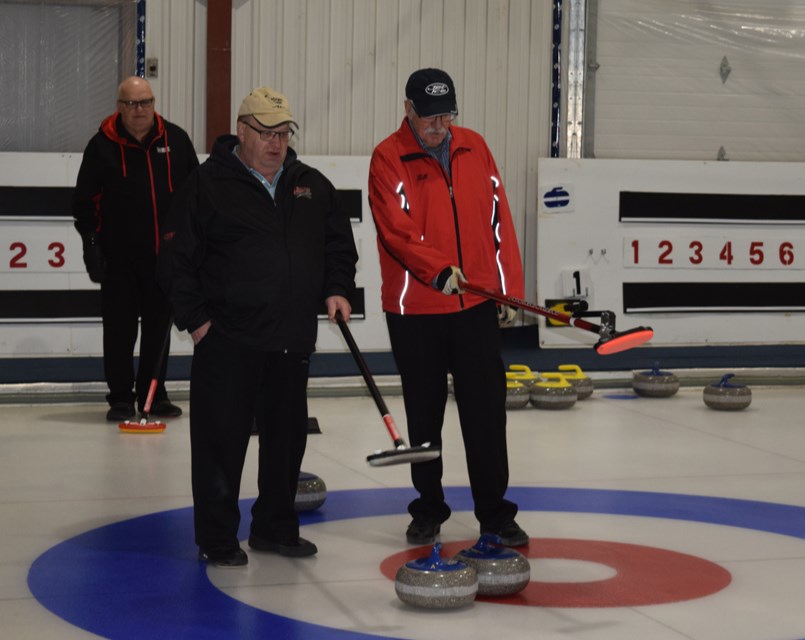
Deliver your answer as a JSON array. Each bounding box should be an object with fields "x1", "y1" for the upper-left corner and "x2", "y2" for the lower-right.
[
  {"x1": 233, "y1": 145, "x2": 284, "y2": 199},
  {"x1": 407, "y1": 120, "x2": 452, "y2": 177}
]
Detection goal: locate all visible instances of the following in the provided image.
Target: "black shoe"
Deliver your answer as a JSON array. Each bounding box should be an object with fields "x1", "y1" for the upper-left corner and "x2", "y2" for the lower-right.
[
  {"x1": 406, "y1": 518, "x2": 441, "y2": 545},
  {"x1": 248, "y1": 534, "x2": 317, "y2": 557},
  {"x1": 198, "y1": 547, "x2": 248, "y2": 567},
  {"x1": 106, "y1": 402, "x2": 135, "y2": 422},
  {"x1": 147, "y1": 400, "x2": 183, "y2": 418},
  {"x1": 481, "y1": 520, "x2": 529, "y2": 547}
]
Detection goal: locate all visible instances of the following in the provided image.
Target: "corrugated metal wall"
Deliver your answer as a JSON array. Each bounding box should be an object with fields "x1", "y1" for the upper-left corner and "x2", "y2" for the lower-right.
[
  {"x1": 590, "y1": 0, "x2": 805, "y2": 161},
  {"x1": 146, "y1": 0, "x2": 555, "y2": 292}
]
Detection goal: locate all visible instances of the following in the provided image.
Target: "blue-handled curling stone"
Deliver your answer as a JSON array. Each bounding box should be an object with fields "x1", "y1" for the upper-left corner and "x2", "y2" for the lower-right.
[
  {"x1": 395, "y1": 543, "x2": 478, "y2": 609},
  {"x1": 703, "y1": 373, "x2": 752, "y2": 411},
  {"x1": 452, "y1": 534, "x2": 530, "y2": 596},
  {"x1": 633, "y1": 362, "x2": 680, "y2": 398}
]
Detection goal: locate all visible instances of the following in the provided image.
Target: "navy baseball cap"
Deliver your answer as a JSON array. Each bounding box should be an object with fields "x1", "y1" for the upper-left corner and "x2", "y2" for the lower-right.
[{"x1": 405, "y1": 68, "x2": 458, "y2": 117}]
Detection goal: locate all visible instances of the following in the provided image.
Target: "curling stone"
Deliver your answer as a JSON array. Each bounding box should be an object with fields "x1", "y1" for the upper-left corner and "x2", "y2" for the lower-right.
[
  {"x1": 703, "y1": 373, "x2": 752, "y2": 411},
  {"x1": 452, "y1": 534, "x2": 530, "y2": 596},
  {"x1": 294, "y1": 471, "x2": 327, "y2": 511},
  {"x1": 529, "y1": 373, "x2": 577, "y2": 410},
  {"x1": 506, "y1": 364, "x2": 539, "y2": 388},
  {"x1": 632, "y1": 362, "x2": 680, "y2": 398},
  {"x1": 557, "y1": 364, "x2": 594, "y2": 400},
  {"x1": 505, "y1": 380, "x2": 530, "y2": 410},
  {"x1": 395, "y1": 543, "x2": 478, "y2": 609}
]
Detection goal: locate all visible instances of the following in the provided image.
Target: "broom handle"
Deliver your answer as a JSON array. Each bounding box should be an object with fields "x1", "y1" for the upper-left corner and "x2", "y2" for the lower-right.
[
  {"x1": 462, "y1": 281, "x2": 604, "y2": 336},
  {"x1": 335, "y1": 314, "x2": 405, "y2": 446},
  {"x1": 142, "y1": 316, "x2": 174, "y2": 416}
]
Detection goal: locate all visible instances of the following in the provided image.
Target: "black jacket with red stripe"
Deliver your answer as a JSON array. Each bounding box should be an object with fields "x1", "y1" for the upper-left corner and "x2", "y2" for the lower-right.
[{"x1": 73, "y1": 112, "x2": 199, "y2": 262}]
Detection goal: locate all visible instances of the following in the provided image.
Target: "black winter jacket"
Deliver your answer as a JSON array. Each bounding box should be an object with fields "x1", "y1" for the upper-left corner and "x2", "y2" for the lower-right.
[
  {"x1": 73, "y1": 113, "x2": 199, "y2": 262},
  {"x1": 159, "y1": 135, "x2": 358, "y2": 353}
]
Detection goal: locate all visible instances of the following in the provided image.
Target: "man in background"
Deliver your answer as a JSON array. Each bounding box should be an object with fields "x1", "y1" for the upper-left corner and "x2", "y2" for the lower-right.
[{"x1": 73, "y1": 76, "x2": 198, "y2": 421}]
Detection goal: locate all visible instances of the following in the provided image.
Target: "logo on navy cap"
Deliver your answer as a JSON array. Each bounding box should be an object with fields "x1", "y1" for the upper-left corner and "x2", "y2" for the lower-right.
[{"x1": 425, "y1": 82, "x2": 450, "y2": 96}]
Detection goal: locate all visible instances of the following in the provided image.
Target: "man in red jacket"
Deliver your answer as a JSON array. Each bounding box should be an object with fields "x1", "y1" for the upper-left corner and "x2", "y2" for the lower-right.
[
  {"x1": 368, "y1": 68, "x2": 528, "y2": 547},
  {"x1": 73, "y1": 76, "x2": 199, "y2": 422}
]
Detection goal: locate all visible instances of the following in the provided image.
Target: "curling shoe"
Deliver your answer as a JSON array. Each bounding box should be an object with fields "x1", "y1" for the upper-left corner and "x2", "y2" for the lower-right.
[
  {"x1": 406, "y1": 517, "x2": 441, "y2": 545},
  {"x1": 248, "y1": 534, "x2": 318, "y2": 557},
  {"x1": 481, "y1": 520, "x2": 529, "y2": 547},
  {"x1": 147, "y1": 400, "x2": 183, "y2": 418},
  {"x1": 198, "y1": 546, "x2": 248, "y2": 568},
  {"x1": 106, "y1": 402, "x2": 135, "y2": 422}
]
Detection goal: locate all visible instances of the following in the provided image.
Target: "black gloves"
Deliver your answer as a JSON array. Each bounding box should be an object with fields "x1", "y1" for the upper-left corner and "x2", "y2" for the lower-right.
[
  {"x1": 82, "y1": 234, "x2": 106, "y2": 283},
  {"x1": 434, "y1": 265, "x2": 467, "y2": 295}
]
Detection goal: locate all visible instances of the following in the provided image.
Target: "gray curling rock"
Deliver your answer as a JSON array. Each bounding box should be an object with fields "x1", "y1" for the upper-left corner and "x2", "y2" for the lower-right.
[
  {"x1": 557, "y1": 364, "x2": 594, "y2": 400},
  {"x1": 395, "y1": 543, "x2": 478, "y2": 609},
  {"x1": 632, "y1": 362, "x2": 680, "y2": 398},
  {"x1": 529, "y1": 375, "x2": 577, "y2": 410},
  {"x1": 703, "y1": 373, "x2": 752, "y2": 411},
  {"x1": 452, "y1": 534, "x2": 530, "y2": 596},
  {"x1": 506, "y1": 381, "x2": 530, "y2": 410},
  {"x1": 294, "y1": 471, "x2": 327, "y2": 511}
]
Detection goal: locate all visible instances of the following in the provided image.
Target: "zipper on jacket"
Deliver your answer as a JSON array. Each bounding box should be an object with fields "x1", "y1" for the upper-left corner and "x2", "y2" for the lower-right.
[{"x1": 440, "y1": 166, "x2": 465, "y2": 310}]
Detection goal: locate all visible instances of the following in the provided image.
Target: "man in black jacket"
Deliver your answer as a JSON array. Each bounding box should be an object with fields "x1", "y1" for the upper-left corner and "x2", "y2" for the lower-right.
[
  {"x1": 73, "y1": 76, "x2": 199, "y2": 422},
  {"x1": 158, "y1": 86, "x2": 358, "y2": 567}
]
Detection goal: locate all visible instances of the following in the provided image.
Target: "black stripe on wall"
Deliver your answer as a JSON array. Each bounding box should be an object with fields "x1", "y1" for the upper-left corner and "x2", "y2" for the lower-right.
[
  {"x1": 623, "y1": 282, "x2": 805, "y2": 313},
  {"x1": 0, "y1": 288, "x2": 366, "y2": 321},
  {"x1": 0, "y1": 187, "x2": 75, "y2": 217},
  {"x1": 0, "y1": 290, "x2": 102, "y2": 319},
  {"x1": 0, "y1": 186, "x2": 364, "y2": 222},
  {"x1": 619, "y1": 192, "x2": 805, "y2": 224}
]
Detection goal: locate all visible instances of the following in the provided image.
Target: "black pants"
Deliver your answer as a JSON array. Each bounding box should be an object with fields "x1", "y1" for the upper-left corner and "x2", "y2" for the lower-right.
[
  {"x1": 101, "y1": 260, "x2": 171, "y2": 409},
  {"x1": 386, "y1": 300, "x2": 517, "y2": 530},
  {"x1": 189, "y1": 327, "x2": 310, "y2": 552}
]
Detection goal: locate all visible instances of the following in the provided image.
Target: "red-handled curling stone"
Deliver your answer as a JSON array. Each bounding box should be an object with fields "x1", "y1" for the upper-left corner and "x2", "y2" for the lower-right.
[
  {"x1": 529, "y1": 373, "x2": 577, "y2": 410},
  {"x1": 395, "y1": 543, "x2": 478, "y2": 609},
  {"x1": 557, "y1": 364, "x2": 594, "y2": 400},
  {"x1": 703, "y1": 373, "x2": 752, "y2": 411},
  {"x1": 452, "y1": 534, "x2": 530, "y2": 596},
  {"x1": 505, "y1": 380, "x2": 530, "y2": 410},
  {"x1": 294, "y1": 471, "x2": 327, "y2": 511},
  {"x1": 632, "y1": 362, "x2": 680, "y2": 398}
]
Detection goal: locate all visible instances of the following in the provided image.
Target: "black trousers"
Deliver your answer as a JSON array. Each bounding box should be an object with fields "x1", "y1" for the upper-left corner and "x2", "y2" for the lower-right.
[
  {"x1": 101, "y1": 260, "x2": 171, "y2": 409},
  {"x1": 386, "y1": 300, "x2": 517, "y2": 530},
  {"x1": 189, "y1": 327, "x2": 310, "y2": 552}
]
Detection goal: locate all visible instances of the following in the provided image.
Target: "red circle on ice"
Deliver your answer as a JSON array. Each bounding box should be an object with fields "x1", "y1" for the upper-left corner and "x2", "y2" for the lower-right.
[{"x1": 380, "y1": 538, "x2": 731, "y2": 607}]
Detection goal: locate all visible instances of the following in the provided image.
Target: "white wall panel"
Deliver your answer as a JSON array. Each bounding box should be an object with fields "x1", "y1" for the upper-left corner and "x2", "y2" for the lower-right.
[
  {"x1": 592, "y1": 0, "x2": 805, "y2": 161},
  {"x1": 145, "y1": 0, "x2": 206, "y2": 147}
]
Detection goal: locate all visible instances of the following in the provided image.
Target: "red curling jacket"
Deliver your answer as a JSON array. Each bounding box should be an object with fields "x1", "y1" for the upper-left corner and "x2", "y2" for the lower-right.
[{"x1": 368, "y1": 118, "x2": 524, "y2": 315}]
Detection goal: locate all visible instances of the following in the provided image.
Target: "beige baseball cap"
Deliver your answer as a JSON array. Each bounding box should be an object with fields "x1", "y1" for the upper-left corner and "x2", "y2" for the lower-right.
[{"x1": 237, "y1": 86, "x2": 298, "y2": 128}]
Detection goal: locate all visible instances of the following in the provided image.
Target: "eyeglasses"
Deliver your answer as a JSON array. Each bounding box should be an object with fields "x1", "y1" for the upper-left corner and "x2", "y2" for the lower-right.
[
  {"x1": 117, "y1": 98, "x2": 155, "y2": 109},
  {"x1": 414, "y1": 110, "x2": 457, "y2": 125},
  {"x1": 243, "y1": 121, "x2": 294, "y2": 142}
]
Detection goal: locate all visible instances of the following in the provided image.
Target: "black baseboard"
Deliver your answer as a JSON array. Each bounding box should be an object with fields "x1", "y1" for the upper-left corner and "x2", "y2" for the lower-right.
[{"x1": 2, "y1": 325, "x2": 804, "y2": 385}]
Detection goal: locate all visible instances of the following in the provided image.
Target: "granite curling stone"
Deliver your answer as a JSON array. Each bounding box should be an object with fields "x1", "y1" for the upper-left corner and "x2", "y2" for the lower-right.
[
  {"x1": 557, "y1": 364, "x2": 594, "y2": 400},
  {"x1": 529, "y1": 373, "x2": 577, "y2": 410},
  {"x1": 632, "y1": 362, "x2": 680, "y2": 398},
  {"x1": 703, "y1": 373, "x2": 752, "y2": 411},
  {"x1": 452, "y1": 534, "x2": 531, "y2": 596},
  {"x1": 294, "y1": 471, "x2": 327, "y2": 511},
  {"x1": 506, "y1": 364, "x2": 539, "y2": 388},
  {"x1": 395, "y1": 543, "x2": 478, "y2": 609},
  {"x1": 505, "y1": 380, "x2": 530, "y2": 410}
]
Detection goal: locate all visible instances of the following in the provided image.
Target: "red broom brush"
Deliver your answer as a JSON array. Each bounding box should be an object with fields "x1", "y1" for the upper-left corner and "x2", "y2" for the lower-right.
[{"x1": 118, "y1": 317, "x2": 174, "y2": 434}]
